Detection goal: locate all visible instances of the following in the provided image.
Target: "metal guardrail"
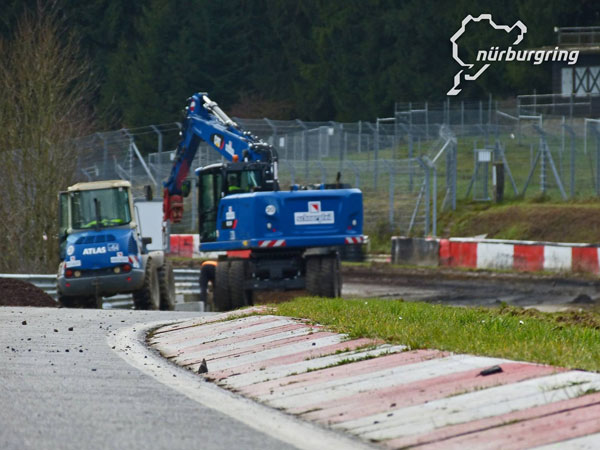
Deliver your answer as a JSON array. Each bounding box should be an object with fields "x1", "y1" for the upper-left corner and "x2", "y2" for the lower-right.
[{"x1": 0, "y1": 269, "x2": 201, "y2": 301}]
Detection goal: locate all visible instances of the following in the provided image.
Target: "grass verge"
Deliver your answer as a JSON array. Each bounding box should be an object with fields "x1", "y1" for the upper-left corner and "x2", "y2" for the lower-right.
[
  {"x1": 438, "y1": 199, "x2": 600, "y2": 243},
  {"x1": 269, "y1": 297, "x2": 600, "y2": 372}
]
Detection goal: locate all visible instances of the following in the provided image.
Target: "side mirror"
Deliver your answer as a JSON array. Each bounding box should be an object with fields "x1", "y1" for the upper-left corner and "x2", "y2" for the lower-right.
[
  {"x1": 181, "y1": 180, "x2": 191, "y2": 198},
  {"x1": 142, "y1": 237, "x2": 152, "y2": 246},
  {"x1": 144, "y1": 185, "x2": 153, "y2": 201}
]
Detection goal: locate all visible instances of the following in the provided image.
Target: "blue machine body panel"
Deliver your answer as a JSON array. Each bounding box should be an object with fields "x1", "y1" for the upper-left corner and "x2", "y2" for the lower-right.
[
  {"x1": 62, "y1": 228, "x2": 140, "y2": 270},
  {"x1": 200, "y1": 189, "x2": 363, "y2": 251},
  {"x1": 57, "y1": 227, "x2": 145, "y2": 297}
]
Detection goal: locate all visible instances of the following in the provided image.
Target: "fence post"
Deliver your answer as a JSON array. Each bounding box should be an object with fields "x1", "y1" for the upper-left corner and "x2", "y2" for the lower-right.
[
  {"x1": 563, "y1": 123, "x2": 576, "y2": 198},
  {"x1": 287, "y1": 161, "x2": 296, "y2": 185},
  {"x1": 150, "y1": 125, "x2": 163, "y2": 154},
  {"x1": 386, "y1": 160, "x2": 394, "y2": 231},
  {"x1": 342, "y1": 131, "x2": 347, "y2": 172},
  {"x1": 348, "y1": 161, "x2": 360, "y2": 188},
  {"x1": 296, "y1": 119, "x2": 308, "y2": 181},
  {"x1": 540, "y1": 134, "x2": 546, "y2": 194},
  {"x1": 408, "y1": 132, "x2": 414, "y2": 192},
  {"x1": 418, "y1": 157, "x2": 430, "y2": 236},
  {"x1": 122, "y1": 128, "x2": 134, "y2": 182},
  {"x1": 449, "y1": 141, "x2": 457, "y2": 210},
  {"x1": 264, "y1": 118, "x2": 278, "y2": 155},
  {"x1": 571, "y1": 129, "x2": 576, "y2": 198},
  {"x1": 393, "y1": 113, "x2": 398, "y2": 161},
  {"x1": 96, "y1": 133, "x2": 108, "y2": 178},
  {"x1": 570, "y1": 94, "x2": 574, "y2": 120},
  {"x1": 328, "y1": 121, "x2": 336, "y2": 160},
  {"x1": 425, "y1": 102, "x2": 429, "y2": 139},
  {"x1": 317, "y1": 161, "x2": 327, "y2": 185},
  {"x1": 375, "y1": 120, "x2": 379, "y2": 190},
  {"x1": 432, "y1": 160, "x2": 437, "y2": 237},
  {"x1": 358, "y1": 120, "x2": 362, "y2": 154}
]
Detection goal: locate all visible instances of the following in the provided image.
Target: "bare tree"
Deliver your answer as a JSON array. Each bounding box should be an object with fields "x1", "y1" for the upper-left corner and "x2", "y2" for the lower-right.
[{"x1": 0, "y1": 4, "x2": 95, "y2": 273}]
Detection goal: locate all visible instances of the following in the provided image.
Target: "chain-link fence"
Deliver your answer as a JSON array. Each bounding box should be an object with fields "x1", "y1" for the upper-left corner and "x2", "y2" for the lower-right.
[{"x1": 69, "y1": 96, "x2": 600, "y2": 238}]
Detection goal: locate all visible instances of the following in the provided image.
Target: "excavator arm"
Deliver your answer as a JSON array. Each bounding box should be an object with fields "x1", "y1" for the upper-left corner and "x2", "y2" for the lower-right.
[{"x1": 163, "y1": 93, "x2": 277, "y2": 223}]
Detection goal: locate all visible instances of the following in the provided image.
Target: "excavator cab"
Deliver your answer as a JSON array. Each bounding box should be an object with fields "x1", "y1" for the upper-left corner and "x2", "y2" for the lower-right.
[{"x1": 197, "y1": 161, "x2": 273, "y2": 242}]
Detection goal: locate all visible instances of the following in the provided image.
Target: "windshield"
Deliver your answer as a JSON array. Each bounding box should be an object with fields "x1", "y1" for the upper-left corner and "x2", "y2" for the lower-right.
[
  {"x1": 71, "y1": 187, "x2": 131, "y2": 229},
  {"x1": 226, "y1": 169, "x2": 263, "y2": 194}
]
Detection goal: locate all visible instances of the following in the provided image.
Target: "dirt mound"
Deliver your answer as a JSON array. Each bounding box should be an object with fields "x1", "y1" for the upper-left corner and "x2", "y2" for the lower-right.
[{"x1": 0, "y1": 278, "x2": 58, "y2": 307}]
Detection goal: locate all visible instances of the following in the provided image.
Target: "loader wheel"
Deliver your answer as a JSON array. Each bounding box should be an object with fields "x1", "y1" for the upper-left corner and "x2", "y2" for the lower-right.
[
  {"x1": 158, "y1": 259, "x2": 176, "y2": 310},
  {"x1": 199, "y1": 264, "x2": 216, "y2": 310},
  {"x1": 93, "y1": 295, "x2": 103, "y2": 309},
  {"x1": 213, "y1": 261, "x2": 231, "y2": 311},
  {"x1": 133, "y1": 258, "x2": 160, "y2": 310},
  {"x1": 305, "y1": 256, "x2": 321, "y2": 297},
  {"x1": 319, "y1": 254, "x2": 341, "y2": 298},
  {"x1": 229, "y1": 260, "x2": 252, "y2": 309},
  {"x1": 59, "y1": 295, "x2": 97, "y2": 309}
]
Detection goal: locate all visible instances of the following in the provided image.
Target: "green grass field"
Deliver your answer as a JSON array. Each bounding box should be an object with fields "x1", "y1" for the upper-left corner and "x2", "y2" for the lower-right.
[{"x1": 268, "y1": 297, "x2": 600, "y2": 372}]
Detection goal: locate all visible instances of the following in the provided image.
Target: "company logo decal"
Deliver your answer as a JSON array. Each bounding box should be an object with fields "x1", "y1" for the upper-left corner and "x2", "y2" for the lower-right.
[
  {"x1": 448, "y1": 14, "x2": 579, "y2": 95},
  {"x1": 294, "y1": 201, "x2": 335, "y2": 225},
  {"x1": 211, "y1": 134, "x2": 225, "y2": 149},
  {"x1": 82, "y1": 246, "x2": 106, "y2": 255}
]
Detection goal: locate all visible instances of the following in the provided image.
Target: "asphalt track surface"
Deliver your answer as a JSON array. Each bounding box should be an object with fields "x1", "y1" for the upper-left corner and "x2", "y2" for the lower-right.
[{"x1": 0, "y1": 307, "x2": 305, "y2": 450}]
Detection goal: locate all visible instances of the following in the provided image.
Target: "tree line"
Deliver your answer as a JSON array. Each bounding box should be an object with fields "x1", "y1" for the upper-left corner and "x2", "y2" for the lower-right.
[{"x1": 2, "y1": 0, "x2": 600, "y2": 126}]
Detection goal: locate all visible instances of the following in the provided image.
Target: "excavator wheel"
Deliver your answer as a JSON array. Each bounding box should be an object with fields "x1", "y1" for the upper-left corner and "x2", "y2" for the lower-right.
[
  {"x1": 213, "y1": 261, "x2": 231, "y2": 311},
  {"x1": 318, "y1": 254, "x2": 341, "y2": 298},
  {"x1": 158, "y1": 259, "x2": 176, "y2": 310},
  {"x1": 133, "y1": 258, "x2": 160, "y2": 310},
  {"x1": 305, "y1": 256, "x2": 321, "y2": 297},
  {"x1": 229, "y1": 260, "x2": 252, "y2": 309}
]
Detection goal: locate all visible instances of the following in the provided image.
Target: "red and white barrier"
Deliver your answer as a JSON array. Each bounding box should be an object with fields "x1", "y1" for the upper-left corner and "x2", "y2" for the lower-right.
[
  {"x1": 439, "y1": 238, "x2": 600, "y2": 274},
  {"x1": 169, "y1": 234, "x2": 200, "y2": 258}
]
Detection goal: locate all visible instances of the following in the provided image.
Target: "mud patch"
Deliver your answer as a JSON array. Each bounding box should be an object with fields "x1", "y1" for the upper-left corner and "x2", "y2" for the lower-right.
[
  {"x1": 499, "y1": 304, "x2": 600, "y2": 329},
  {"x1": 0, "y1": 278, "x2": 58, "y2": 307}
]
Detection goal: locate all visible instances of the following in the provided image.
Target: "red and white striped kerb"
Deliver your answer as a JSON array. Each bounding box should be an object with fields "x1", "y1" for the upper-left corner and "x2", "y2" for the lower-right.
[
  {"x1": 345, "y1": 236, "x2": 363, "y2": 244},
  {"x1": 258, "y1": 239, "x2": 286, "y2": 248}
]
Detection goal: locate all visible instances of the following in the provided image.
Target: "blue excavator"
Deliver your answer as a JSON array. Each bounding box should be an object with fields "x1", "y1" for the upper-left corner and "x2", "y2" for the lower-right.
[{"x1": 162, "y1": 93, "x2": 365, "y2": 310}]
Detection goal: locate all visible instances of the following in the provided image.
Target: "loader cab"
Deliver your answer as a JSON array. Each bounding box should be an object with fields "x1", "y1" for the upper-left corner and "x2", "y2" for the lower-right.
[
  {"x1": 58, "y1": 181, "x2": 135, "y2": 258},
  {"x1": 196, "y1": 162, "x2": 273, "y2": 242}
]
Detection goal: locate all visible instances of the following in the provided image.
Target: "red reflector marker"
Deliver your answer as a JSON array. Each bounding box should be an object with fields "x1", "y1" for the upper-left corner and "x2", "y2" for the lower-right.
[{"x1": 126, "y1": 277, "x2": 132, "y2": 282}]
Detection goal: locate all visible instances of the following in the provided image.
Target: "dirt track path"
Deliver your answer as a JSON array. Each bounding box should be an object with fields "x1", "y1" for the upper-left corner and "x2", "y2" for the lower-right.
[{"x1": 342, "y1": 265, "x2": 600, "y2": 311}]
